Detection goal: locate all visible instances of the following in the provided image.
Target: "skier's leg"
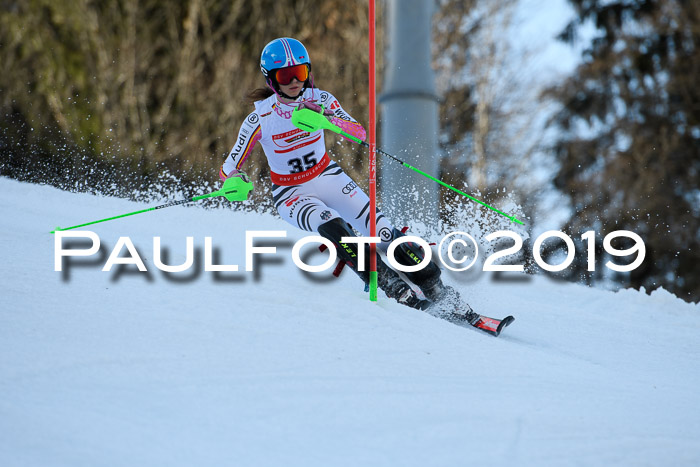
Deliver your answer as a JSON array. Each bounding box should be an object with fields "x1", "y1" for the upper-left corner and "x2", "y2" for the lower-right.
[
  {"x1": 383, "y1": 227, "x2": 444, "y2": 298},
  {"x1": 272, "y1": 182, "x2": 344, "y2": 232},
  {"x1": 312, "y1": 163, "x2": 396, "y2": 246},
  {"x1": 272, "y1": 178, "x2": 391, "y2": 237},
  {"x1": 316, "y1": 218, "x2": 430, "y2": 310},
  {"x1": 273, "y1": 181, "x2": 428, "y2": 309},
  {"x1": 302, "y1": 167, "x2": 471, "y2": 313},
  {"x1": 318, "y1": 169, "x2": 462, "y2": 308},
  {"x1": 318, "y1": 170, "x2": 473, "y2": 317},
  {"x1": 310, "y1": 167, "x2": 451, "y2": 304}
]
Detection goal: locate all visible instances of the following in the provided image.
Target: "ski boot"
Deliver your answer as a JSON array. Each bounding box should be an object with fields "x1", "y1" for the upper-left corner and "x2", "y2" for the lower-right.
[
  {"x1": 386, "y1": 228, "x2": 479, "y2": 323},
  {"x1": 376, "y1": 259, "x2": 431, "y2": 310},
  {"x1": 426, "y1": 284, "x2": 481, "y2": 325}
]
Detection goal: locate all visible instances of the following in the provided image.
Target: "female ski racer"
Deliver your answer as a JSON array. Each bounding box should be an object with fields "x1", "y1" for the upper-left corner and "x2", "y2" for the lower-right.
[{"x1": 220, "y1": 37, "x2": 476, "y2": 320}]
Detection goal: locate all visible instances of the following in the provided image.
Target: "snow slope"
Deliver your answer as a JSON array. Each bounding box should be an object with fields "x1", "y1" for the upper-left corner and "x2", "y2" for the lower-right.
[{"x1": 1, "y1": 177, "x2": 699, "y2": 467}]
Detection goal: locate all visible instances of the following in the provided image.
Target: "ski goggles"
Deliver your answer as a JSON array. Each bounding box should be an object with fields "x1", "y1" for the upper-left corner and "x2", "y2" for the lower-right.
[{"x1": 274, "y1": 64, "x2": 310, "y2": 85}]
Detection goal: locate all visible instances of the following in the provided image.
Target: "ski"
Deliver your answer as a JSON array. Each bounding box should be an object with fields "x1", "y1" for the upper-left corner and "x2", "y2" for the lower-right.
[
  {"x1": 470, "y1": 314, "x2": 515, "y2": 337},
  {"x1": 445, "y1": 312, "x2": 515, "y2": 337}
]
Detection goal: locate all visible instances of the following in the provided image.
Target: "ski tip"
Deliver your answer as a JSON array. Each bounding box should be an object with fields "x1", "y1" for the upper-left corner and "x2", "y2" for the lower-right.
[{"x1": 494, "y1": 315, "x2": 515, "y2": 336}]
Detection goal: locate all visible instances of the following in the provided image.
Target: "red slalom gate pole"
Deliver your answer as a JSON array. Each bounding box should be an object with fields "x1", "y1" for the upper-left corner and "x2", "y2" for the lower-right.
[{"x1": 368, "y1": 0, "x2": 378, "y2": 301}]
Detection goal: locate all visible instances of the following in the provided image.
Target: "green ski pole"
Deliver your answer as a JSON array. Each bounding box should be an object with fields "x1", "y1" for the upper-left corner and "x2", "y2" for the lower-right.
[
  {"x1": 50, "y1": 174, "x2": 254, "y2": 233},
  {"x1": 292, "y1": 107, "x2": 524, "y2": 225}
]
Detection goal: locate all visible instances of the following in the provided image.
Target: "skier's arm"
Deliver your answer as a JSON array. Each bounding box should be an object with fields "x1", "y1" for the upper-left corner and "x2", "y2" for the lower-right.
[
  {"x1": 220, "y1": 112, "x2": 262, "y2": 180},
  {"x1": 320, "y1": 92, "x2": 367, "y2": 142}
]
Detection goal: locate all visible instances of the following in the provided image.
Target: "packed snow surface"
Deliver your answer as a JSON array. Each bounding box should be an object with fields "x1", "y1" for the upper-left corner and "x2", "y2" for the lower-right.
[{"x1": 1, "y1": 177, "x2": 699, "y2": 466}]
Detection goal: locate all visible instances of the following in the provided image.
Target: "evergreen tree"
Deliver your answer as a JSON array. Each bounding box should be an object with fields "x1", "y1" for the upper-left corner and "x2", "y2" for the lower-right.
[{"x1": 549, "y1": 0, "x2": 700, "y2": 301}]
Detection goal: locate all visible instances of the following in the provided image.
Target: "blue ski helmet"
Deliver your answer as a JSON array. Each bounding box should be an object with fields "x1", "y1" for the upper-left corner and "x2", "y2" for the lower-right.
[{"x1": 260, "y1": 38, "x2": 311, "y2": 79}]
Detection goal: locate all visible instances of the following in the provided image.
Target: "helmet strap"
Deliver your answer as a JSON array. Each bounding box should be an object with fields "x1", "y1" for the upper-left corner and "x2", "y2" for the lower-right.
[
  {"x1": 308, "y1": 72, "x2": 315, "y2": 101},
  {"x1": 267, "y1": 76, "x2": 311, "y2": 102}
]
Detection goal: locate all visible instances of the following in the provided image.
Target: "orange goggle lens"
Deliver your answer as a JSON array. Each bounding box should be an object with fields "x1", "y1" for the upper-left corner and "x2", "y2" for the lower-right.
[{"x1": 274, "y1": 64, "x2": 309, "y2": 85}]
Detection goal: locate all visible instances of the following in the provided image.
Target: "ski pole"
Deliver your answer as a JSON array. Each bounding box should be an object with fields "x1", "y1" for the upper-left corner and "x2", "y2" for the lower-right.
[
  {"x1": 292, "y1": 107, "x2": 524, "y2": 225},
  {"x1": 50, "y1": 174, "x2": 254, "y2": 233}
]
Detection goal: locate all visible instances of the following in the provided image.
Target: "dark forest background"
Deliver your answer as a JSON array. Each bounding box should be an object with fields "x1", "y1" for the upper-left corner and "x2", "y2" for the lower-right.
[{"x1": 1, "y1": 0, "x2": 698, "y2": 302}]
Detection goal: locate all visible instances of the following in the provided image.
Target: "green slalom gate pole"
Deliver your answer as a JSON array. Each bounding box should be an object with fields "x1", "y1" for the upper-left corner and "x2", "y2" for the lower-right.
[
  {"x1": 291, "y1": 107, "x2": 524, "y2": 226},
  {"x1": 50, "y1": 175, "x2": 254, "y2": 233}
]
